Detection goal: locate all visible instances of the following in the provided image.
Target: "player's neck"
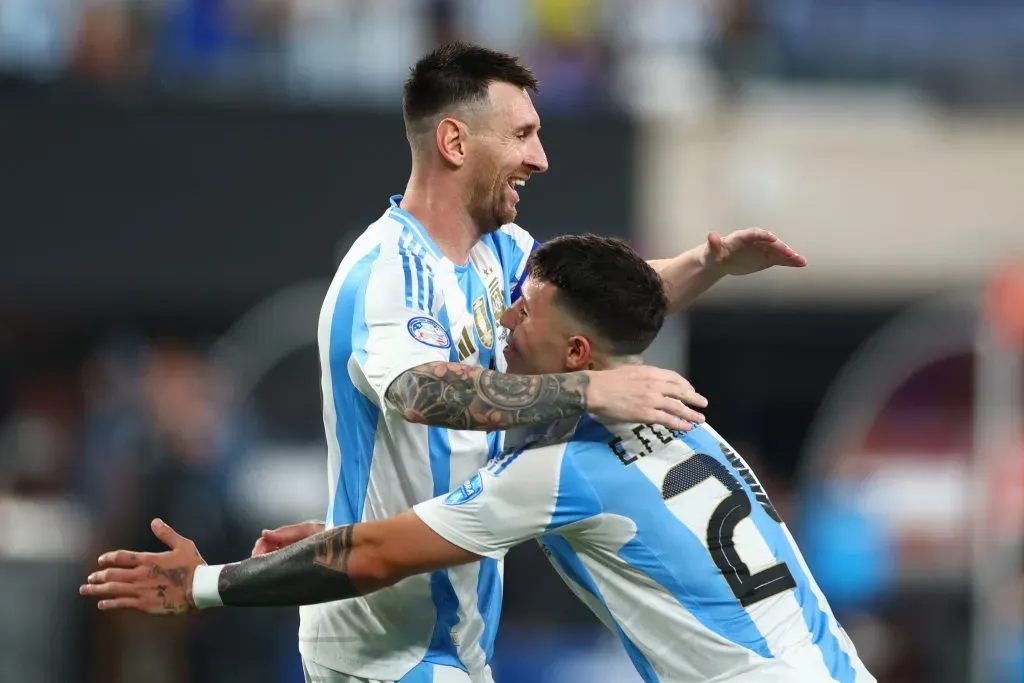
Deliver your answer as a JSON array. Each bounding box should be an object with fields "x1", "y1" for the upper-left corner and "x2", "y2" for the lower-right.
[
  {"x1": 401, "y1": 177, "x2": 481, "y2": 266},
  {"x1": 586, "y1": 354, "x2": 643, "y2": 372}
]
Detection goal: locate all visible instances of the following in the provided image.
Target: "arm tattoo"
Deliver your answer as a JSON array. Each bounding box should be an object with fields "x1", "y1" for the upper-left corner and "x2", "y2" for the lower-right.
[
  {"x1": 385, "y1": 362, "x2": 589, "y2": 430},
  {"x1": 217, "y1": 526, "x2": 361, "y2": 607}
]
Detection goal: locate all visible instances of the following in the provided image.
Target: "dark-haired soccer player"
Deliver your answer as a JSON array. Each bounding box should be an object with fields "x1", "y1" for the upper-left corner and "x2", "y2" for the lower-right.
[
  {"x1": 83, "y1": 236, "x2": 864, "y2": 683},
  {"x1": 89, "y1": 41, "x2": 806, "y2": 683}
]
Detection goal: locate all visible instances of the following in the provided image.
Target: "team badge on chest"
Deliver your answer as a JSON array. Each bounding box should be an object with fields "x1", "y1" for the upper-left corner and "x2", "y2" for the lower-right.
[
  {"x1": 487, "y1": 277, "x2": 506, "y2": 319},
  {"x1": 472, "y1": 296, "x2": 494, "y2": 349}
]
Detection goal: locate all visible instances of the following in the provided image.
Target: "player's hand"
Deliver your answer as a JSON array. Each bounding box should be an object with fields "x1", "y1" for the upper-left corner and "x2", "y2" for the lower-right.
[
  {"x1": 251, "y1": 520, "x2": 325, "y2": 557},
  {"x1": 704, "y1": 228, "x2": 806, "y2": 276},
  {"x1": 584, "y1": 366, "x2": 707, "y2": 432},
  {"x1": 79, "y1": 518, "x2": 205, "y2": 615}
]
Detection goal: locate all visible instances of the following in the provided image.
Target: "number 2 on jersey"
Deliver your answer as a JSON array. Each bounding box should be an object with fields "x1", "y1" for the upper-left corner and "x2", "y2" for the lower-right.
[{"x1": 661, "y1": 452, "x2": 796, "y2": 607}]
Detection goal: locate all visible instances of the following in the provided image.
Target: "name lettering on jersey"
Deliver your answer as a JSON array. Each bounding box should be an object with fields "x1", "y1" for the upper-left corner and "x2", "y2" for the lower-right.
[
  {"x1": 456, "y1": 327, "x2": 477, "y2": 361},
  {"x1": 720, "y1": 442, "x2": 783, "y2": 523},
  {"x1": 608, "y1": 423, "x2": 679, "y2": 466},
  {"x1": 472, "y1": 296, "x2": 494, "y2": 349}
]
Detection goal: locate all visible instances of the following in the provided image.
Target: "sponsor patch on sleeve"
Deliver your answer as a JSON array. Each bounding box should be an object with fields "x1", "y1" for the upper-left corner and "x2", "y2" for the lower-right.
[
  {"x1": 407, "y1": 316, "x2": 452, "y2": 349},
  {"x1": 444, "y1": 473, "x2": 484, "y2": 506}
]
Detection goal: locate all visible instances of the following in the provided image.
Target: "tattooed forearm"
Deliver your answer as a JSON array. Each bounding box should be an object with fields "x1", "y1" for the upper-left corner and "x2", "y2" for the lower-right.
[
  {"x1": 217, "y1": 526, "x2": 362, "y2": 607},
  {"x1": 385, "y1": 362, "x2": 589, "y2": 430},
  {"x1": 313, "y1": 525, "x2": 353, "y2": 572}
]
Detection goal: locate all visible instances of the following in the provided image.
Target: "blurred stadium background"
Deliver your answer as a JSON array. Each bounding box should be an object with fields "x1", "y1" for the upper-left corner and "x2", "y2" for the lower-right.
[{"x1": 1, "y1": 1, "x2": 1023, "y2": 682}]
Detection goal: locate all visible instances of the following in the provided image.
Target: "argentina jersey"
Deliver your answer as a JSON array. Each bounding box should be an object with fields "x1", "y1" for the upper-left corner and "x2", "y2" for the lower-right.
[
  {"x1": 301, "y1": 196, "x2": 536, "y2": 680},
  {"x1": 415, "y1": 417, "x2": 876, "y2": 683}
]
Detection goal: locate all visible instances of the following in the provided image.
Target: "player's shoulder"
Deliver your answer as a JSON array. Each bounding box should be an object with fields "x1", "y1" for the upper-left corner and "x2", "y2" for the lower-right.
[
  {"x1": 488, "y1": 222, "x2": 536, "y2": 251},
  {"x1": 497, "y1": 221, "x2": 534, "y2": 240},
  {"x1": 368, "y1": 214, "x2": 440, "y2": 268}
]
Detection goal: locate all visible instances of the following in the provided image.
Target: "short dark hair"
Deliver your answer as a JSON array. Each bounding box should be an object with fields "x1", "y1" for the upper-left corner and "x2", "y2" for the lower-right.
[
  {"x1": 402, "y1": 42, "x2": 538, "y2": 134},
  {"x1": 527, "y1": 235, "x2": 667, "y2": 356}
]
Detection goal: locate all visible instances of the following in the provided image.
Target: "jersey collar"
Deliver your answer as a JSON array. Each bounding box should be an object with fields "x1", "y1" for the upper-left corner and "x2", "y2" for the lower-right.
[{"x1": 388, "y1": 195, "x2": 444, "y2": 260}]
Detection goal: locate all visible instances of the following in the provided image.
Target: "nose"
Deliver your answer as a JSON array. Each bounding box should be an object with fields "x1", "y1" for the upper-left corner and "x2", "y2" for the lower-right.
[
  {"x1": 526, "y1": 136, "x2": 549, "y2": 174},
  {"x1": 500, "y1": 301, "x2": 520, "y2": 331}
]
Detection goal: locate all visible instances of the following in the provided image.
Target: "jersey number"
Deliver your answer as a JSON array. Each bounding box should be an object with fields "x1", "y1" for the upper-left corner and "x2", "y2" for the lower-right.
[{"x1": 661, "y1": 453, "x2": 796, "y2": 607}]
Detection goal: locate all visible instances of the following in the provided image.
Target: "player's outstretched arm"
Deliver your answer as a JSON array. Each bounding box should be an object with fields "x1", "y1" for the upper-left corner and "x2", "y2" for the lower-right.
[
  {"x1": 649, "y1": 229, "x2": 806, "y2": 313},
  {"x1": 80, "y1": 515, "x2": 480, "y2": 614},
  {"x1": 386, "y1": 361, "x2": 707, "y2": 433}
]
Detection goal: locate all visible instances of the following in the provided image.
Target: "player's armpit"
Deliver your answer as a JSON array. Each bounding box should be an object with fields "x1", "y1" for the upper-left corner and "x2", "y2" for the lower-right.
[{"x1": 384, "y1": 360, "x2": 589, "y2": 431}]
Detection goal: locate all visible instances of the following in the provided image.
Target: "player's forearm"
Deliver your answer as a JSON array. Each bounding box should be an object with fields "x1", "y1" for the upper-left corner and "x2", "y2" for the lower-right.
[
  {"x1": 216, "y1": 525, "x2": 384, "y2": 607},
  {"x1": 649, "y1": 246, "x2": 725, "y2": 314},
  {"x1": 386, "y1": 361, "x2": 589, "y2": 431}
]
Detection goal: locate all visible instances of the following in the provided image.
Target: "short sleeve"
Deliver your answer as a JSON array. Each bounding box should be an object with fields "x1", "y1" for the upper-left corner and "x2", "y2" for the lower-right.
[
  {"x1": 413, "y1": 442, "x2": 596, "y2": 559},
  {"x1": 344, "y1": 253, "x2": 453, "y2": 405}
]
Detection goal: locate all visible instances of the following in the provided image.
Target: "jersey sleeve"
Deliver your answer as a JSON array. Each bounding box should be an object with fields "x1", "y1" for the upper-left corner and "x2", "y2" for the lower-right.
[
  {"x1": 494, "y1": 223, "x2": 538, "y2": 303},
  {"x1": 348, "y1": 253, "x2": 453, "y2": 406},
  {"x1": 412, "y1": 442, "x2": 597, "y2": 559}
]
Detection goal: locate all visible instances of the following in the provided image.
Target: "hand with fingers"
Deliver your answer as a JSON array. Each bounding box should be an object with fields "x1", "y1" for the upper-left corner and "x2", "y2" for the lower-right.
[
  {"x1": 80, "y1": 518, "x2": 206, "y2": 615},
  {"x1": 704, "y1": 229, "x2": 807, "y2": 277},
  {"x1": 584, "y1": 365, "x2": 708, "y2": 432},
  {"x1": 251, "y1": 520, "x2": 325, "y2": 557}
]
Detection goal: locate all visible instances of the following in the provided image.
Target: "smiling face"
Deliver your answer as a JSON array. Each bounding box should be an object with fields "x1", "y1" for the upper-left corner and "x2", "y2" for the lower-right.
[
  {"x1": 499, "y1": 277, "x2": 590, "y2": 376},
  {"x1": 465, "y1": 81, "x2": 549, "y2": 231},
  {"x1": 499, "y1": 235, "x2": 670, "y2": 376}
]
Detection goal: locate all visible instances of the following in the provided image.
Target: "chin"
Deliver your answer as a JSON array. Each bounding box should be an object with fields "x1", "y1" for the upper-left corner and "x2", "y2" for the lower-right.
[
  {"x1": 492, "y1": 213, "x2": 515, "y2": 229},
  {"x1": 494, "y1": 202, "x2": 517, "y2": 227}
]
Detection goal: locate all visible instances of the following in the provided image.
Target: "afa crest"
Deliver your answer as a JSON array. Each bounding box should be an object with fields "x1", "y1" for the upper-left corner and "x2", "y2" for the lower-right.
[
  {"x1": 487, "y1": 277, "x2": 506, "y2": 319},
  {"x1": 472, "y1": 296, "x2": 494, "y2": 349}
]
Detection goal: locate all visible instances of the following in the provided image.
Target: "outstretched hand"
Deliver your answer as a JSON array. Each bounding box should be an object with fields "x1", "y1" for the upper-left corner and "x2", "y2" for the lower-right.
[
  {"x1": 705, "y1": 229, "x2": 806, "y2": 276},
  {"x1": 80, "y1": 518, "x2": 206, "y2": 615}
]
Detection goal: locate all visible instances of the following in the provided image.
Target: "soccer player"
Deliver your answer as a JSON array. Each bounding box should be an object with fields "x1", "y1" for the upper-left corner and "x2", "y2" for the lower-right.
[
  {"x1": 242, "y1": 41, "x2": 802, "y2": 683},
  {"x1": 90, "y1": 40, "x2": 805, "y2": 682},
  {"x1": 81, "y1": 235, "x2": 869, "y2": 683}
]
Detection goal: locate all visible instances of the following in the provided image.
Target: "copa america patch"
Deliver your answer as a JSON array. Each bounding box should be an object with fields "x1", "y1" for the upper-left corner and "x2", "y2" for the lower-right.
[
  {"x1": 444, "y1": 473, "x2": 484, "y2": 506},
  {"x1": 407, "y1": 316, "x2": 451, "y2": 349}
]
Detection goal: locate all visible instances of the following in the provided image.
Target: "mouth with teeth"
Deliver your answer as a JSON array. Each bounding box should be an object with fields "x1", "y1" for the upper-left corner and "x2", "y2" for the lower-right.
[{"x1": 506, "y1": 177, "x2": 526, "y2": 203}]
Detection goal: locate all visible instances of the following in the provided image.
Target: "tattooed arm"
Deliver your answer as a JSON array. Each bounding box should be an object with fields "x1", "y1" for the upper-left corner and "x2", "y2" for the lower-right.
[
  {"x1": 386, "y1": 360, "x2": 708, "y2": 433},
  {"x1": 80, "y1": 514, "x2": 480, "y2": 613},
  {"x1": 385, "y1": 361, "x2": 589, "y2": 431},
  {"x1": 215, "y1": 511, "x2": 477, "y2": 607}
]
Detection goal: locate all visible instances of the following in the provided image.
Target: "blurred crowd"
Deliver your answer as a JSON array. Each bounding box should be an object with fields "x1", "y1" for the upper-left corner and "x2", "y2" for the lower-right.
[{"x1": 2, "y1": 0, "x2": 1023, "y2": 111}]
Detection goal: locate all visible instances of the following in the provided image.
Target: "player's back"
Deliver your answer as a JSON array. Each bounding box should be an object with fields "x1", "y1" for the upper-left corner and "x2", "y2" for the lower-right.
[{"x1": 543, "y1": 417, "x2": 875, "y2": 683}]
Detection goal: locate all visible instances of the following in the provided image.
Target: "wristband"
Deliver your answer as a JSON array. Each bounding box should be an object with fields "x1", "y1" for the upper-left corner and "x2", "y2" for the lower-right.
[{"x1": 191, "y1": 564, "x2": 225, "y2": 609}]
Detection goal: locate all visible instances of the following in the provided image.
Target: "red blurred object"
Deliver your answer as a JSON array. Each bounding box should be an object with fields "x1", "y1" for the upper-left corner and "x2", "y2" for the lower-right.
[{"x1": 985, "y1": 260, "x2": 1024, "y2": 349}]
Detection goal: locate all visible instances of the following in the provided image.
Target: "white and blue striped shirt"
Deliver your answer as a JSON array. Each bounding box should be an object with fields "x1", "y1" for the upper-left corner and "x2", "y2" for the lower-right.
[
  {"x1": 415, "y1": 418, "x2": 877, "y2": 683},
  {"x1": 300, "y1": 196, "x2": 536, "y2": 679}
]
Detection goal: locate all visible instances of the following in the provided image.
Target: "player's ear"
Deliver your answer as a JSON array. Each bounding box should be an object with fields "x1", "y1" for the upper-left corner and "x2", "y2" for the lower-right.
[
  {"x1": 565, "y1": 335, "x2": 592, "y2": 371},
  {"x1": 436, "y1": 118, "x2": 467, "y2": 168}
]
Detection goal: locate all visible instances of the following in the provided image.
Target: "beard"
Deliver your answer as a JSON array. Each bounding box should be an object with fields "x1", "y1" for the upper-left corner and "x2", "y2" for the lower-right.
[{"x1": 467, "y1": 159, "x2": 517, "y2": 233}]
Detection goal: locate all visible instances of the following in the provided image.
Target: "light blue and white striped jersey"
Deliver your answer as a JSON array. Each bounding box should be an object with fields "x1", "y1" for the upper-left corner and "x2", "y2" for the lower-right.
[
  {"x1": 415, "y1": 417, "x2": 876, "y2": 683},
  {"x1": 300, "y1": 196, "x2": 536, "y2": 680}
]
